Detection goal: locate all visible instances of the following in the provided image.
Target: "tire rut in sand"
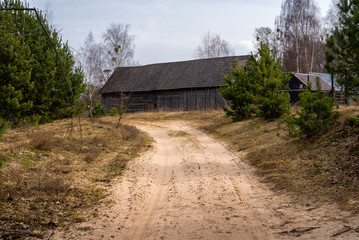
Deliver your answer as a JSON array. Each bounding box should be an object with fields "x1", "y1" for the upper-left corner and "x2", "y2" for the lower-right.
[{"x1": 125, "y1": 129, "x2": 172, "y2": 240}]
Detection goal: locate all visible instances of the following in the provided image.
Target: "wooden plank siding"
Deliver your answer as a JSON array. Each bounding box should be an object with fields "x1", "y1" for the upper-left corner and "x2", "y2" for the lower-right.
[
  {"x1": 99, "y1": 56, "x2": 249, "y2": 112},
  {"x1": 102, "y1": 87, "x2": 227, "y2": 113}
]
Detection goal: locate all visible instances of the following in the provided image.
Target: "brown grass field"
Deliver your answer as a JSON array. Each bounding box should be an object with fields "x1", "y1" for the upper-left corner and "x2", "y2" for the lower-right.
[
  {"x1": 0, "y1": 117, "x2": 151, "y2": 238},
  {"x1": 0, "y1": 105, "x2": 358, "y2": 238}
]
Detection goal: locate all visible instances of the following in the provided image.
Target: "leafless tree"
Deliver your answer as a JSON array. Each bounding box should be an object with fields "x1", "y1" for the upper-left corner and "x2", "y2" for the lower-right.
[
  {"x1": 275, "y1": 0, "x2": 325, "y2": 73},
  {"x1": 194, "y1": 31, "x2": 235, "y2": 59},
  {"x1": 253, "y1": 27, "x2": 281, "y2": 60},
  {"x1": 79, "y1": 32, "x2": 105, "y2": 122},
  {"x1": 324, "y1": 0, "x2": 341, "y2": 33},
  {"x1": 103, "y1": 23, "x2": 135, "y2": 71}
]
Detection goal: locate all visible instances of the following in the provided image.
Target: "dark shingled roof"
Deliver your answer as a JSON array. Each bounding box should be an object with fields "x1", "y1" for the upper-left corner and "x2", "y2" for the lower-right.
[
  {"x1": 99, "y1": 55, "x2": 249, "y2": 94},
  {"x1": 294, "y1": 73, "x2": 332, "y2": 91}
]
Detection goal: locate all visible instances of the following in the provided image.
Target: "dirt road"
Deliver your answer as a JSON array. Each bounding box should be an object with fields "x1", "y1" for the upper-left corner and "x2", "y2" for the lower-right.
[{"x1": 53, "y1": 120, "x2": 359, "y2": 240}]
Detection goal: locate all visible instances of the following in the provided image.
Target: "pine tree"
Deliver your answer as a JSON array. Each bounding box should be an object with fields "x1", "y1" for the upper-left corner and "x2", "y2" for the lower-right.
[
  {"x1": 219, "y1": 43, "x2": 290, "y2": 121},
  {"x1": 252, "y1": 43, "x2": 291, "y2": 120},
  {"x1": 219, "y1": 59, "x2": 256, "y2": 121},
  {"x1": 0, "y1": 0, "x2": 85, "y2": 125},
  {"x1": 325, "y1": 0, "x2": 359, "y2": 104},
  {"x1": 0, "y1": 1, "x2": 34, "y2": 123},
  {"x1": 285, "y1": 78, "x2": 340, "y2": 138}
]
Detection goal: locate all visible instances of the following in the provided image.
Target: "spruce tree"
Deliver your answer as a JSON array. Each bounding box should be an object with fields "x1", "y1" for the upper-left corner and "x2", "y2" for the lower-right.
[{"x1": 325, "y1": 0, "x2": 359, "y2": 104}]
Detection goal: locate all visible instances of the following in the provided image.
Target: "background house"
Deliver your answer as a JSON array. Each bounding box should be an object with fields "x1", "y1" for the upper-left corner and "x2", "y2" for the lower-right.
[
  {"x1": 99, "y1": 56, "x2": 249, "y2": 112},
  {"x1": 288, "y1": 73, "x2": 345, "y2": 104}
]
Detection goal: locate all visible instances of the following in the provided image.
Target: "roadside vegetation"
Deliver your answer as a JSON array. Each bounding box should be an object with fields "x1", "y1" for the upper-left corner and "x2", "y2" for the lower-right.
[
  {"x1": 285, "y1": 80, "x2": 340, "y2": 138},
  {"x1": 126, "y1": 107, "x2": 359, "y2": 212},
  {"x1": 0, "y1": 117, "x2": 151, "y2": 238}
]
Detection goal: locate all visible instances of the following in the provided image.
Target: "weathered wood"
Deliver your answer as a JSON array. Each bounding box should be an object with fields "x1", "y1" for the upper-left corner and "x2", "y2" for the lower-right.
[{"x1": 102, "y1": 87, "x2": 227, "y2": 113}]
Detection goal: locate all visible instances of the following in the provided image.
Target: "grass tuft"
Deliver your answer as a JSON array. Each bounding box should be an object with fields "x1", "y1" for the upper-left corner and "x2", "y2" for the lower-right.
[
  {"x1": 27, "y1": 130, "x2": 58, "y2": 151},
  {"x1": 83, "y1": 146, "x2": 102, "y2": 163}
]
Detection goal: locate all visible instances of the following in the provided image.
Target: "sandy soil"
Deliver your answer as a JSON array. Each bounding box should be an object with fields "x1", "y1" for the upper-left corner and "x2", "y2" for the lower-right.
[{"x1": 52, "y1": 120, "x2": 359, "y2": 240}]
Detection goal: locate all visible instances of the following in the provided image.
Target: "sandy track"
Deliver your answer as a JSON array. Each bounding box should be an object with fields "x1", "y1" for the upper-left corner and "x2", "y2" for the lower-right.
[{"x1": 53, "y1": 120, "x2": 359, "y2": 240}]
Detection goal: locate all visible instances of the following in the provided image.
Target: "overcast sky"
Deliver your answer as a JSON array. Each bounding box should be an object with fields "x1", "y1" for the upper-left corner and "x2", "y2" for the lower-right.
[{"x1": 29, "y1": 0, "x2": 331, "y2": 65}]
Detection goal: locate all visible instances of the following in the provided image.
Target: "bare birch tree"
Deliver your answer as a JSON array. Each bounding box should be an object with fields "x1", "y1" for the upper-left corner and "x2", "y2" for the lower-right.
[
  {"x1": 275, "y1": 0, "x2": 325, "y2": 73},
  {"x1": 194, "y1": 31, "x2": 235, "y2": 59},
  {"x1": 80, "y1": 32, "x2": 105, "y2": 121},
  {"x1": 103, "y1": 23, "x2": 135, "y2": 71},
  {"x1": 324, "y1": 0, "x2": 341, "y2": 33},
  {"x1": 253, "y1": 27, "x2": 281, "y2": 60}
]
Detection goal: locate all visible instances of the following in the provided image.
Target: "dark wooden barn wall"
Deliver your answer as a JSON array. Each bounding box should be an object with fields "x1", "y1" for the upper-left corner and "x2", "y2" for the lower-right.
[
  {"x1": 102, "y1": 87, "x2": 227, "y2": 112},
  {"x1": 288, "y1": 90, "x2": 345, "y2": 105}
]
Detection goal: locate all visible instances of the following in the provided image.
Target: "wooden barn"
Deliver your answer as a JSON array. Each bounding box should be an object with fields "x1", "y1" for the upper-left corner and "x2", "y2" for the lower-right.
[{"x1": 99, "y1": 56, "x2": 249, "y2": 112}]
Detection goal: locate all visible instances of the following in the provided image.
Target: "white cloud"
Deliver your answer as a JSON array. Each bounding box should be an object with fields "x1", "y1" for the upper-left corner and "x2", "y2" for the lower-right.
[{"x1": 234, "y1": 40, "x2": 254, "y2": 55}]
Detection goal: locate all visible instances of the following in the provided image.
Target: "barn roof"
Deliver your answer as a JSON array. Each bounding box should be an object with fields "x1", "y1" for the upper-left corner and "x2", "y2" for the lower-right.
[
  {"x1": 99, "y1": 55, "x2": 249, "y2": 94},
  {"x1": 293, "y1": 73, "x2": 332, "y2": 91}
]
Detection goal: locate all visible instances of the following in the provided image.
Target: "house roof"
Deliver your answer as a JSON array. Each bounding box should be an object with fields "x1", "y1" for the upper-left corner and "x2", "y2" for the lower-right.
[
  {"x1": 99, "y1": 55, "x2": 249, "y2": 94},
  {"x1": 310, "y1": 72, "x2": 341, "y2": 91},
  {"x1": 293, "y1": 73, "x2": 332, "y2": 91}
]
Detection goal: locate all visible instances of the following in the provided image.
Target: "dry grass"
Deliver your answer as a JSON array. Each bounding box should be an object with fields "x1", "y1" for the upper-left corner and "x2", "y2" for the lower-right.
[
  {"x1": 26, "y1": 130, "x2": 58, "y2": 151},
  {"x1": 83, "y1": 146, "x2": 102, "y2": 163},
  {"x1": 0, "y1": 116, "x2": 151, "y2": 238}
]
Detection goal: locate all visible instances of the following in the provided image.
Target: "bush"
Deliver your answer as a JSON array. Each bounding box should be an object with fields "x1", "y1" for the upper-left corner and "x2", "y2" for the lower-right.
[
  {"x1": 345, "y1": 114, "x2": 359, "y2": 127},
  {"x1": 109, "y1": 107, "x2": 118, "y2": 116},
  {"x1": 92, "y1": 103, "x2": 106, "y2": 117},
  {"x1": 110, "y1": 102, "x2": 127, "y2": 127},
  {"x1": 285, "y1": 81, "x2": 340, "y2": 138}
]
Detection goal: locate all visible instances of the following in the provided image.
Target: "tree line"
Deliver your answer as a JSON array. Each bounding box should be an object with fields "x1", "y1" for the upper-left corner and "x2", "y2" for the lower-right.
[{"x1": 1, "y1": 0, "x2": 358, "y2": 132}]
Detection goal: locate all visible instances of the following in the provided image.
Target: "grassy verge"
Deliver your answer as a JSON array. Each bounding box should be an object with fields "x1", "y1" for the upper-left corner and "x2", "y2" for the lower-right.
[
  {"x1": 0, "y1": 116, "x2": 151, "y2": 238},
  {"x1": 126, "y1": 107, "x2": 359, "y2": 212}
]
